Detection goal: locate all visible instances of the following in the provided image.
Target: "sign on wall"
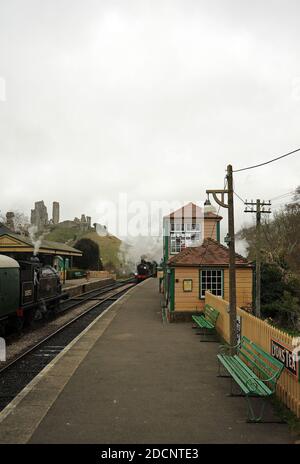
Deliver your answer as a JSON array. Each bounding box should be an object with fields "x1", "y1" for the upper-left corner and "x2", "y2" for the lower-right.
[
  {"x1": 271, "y1": 338, "x2": 299, "y2": 379},
  {"x1": 183, "y1": 279, "x2": 193, "y2": 292}
]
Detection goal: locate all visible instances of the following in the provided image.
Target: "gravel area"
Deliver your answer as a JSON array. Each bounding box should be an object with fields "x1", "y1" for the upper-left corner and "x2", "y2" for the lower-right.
[
  {"x1": 2, "y1": 283, "x2": 134, "y2": 366},
  {"x1": 0, "y1": 284, "x2": 134, "y2": 411}
]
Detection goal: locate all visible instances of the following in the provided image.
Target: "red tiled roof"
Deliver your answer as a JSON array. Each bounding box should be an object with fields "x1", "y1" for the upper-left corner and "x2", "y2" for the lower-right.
[
  {"x1": 204, "y1": 211, "x2": 222, "y2": 220},
  {"x1": 168, "y1": 238, "x2": 252, "y2": 267},
  {"x1": 164, "y1": 202, "x2": 222, "y2": 221}
]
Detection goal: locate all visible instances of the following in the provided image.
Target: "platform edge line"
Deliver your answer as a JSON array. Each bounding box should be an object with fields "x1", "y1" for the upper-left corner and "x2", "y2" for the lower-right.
[{"x1": 0, "y1": 284, "x2": 137, "y2": 436}]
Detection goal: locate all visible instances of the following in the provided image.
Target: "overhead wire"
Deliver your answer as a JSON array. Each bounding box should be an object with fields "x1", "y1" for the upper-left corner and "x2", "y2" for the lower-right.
[
  {"x1": 270, "y1": 191, "x2": 295, "y2": 202},
  {"x1": 233, "y1": 147, "x2": 300, "y2": 173},
  {"x1": 234, "y1": 191, "x2": 245, "y2": 205}
]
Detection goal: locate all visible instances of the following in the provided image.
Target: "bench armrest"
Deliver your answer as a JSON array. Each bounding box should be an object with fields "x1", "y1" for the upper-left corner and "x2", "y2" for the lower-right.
[
  {"x1": 261, "y1": 370, "x2": 283, "y2": 388},
  {"x1": 246, "y1": 370, "x2": 282, "y2": 394},
  {"x1": 218, "y1": 341, "x2": 241, "y2": 355}
]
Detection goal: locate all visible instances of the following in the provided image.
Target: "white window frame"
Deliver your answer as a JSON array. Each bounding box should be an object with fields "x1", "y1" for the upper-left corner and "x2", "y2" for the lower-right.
[
  {"x1": 174, "y1": 222, "x2": 182, "y2": 232},
  {"x1": 200, "y1": 268, "x2": 223, "y2": 299}
]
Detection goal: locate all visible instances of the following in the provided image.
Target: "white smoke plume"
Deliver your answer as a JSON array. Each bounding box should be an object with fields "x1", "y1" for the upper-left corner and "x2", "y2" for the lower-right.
[
  {"x1": 95, "y1": 223, "x2": 108, "y2": 237},
  {"x1": 28, "y1": 225, "x2": 45, "y2": 256},
  {"x1": 118, "y1": 236, "x2": 162, "y2": 273},
  {"x1": 235, "y1": 237, "x2": 249, "y2": 257}
]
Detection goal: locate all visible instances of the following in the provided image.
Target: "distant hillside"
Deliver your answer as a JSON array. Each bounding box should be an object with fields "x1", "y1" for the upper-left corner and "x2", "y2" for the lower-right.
[
  {"x1": 82, "y1": 231, "x2": 122, "y2": 269},
  {"x1": 44, "y1": 226, "x2": 80, "y2": 244},
  {"x1": 44, "y1": 225, "x2": 122, "y2": 269}
]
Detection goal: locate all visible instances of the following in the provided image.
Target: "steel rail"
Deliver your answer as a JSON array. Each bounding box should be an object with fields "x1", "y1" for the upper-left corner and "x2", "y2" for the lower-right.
[
  {"x1": 60, "y1": 277, "x2": 135, "y2": 312},
  {"x1": 0, "y1": 281, "x2": 135, "y2": 375}
]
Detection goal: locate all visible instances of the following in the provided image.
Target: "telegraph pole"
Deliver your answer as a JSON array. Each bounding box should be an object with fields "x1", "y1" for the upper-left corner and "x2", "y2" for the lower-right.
[
  {"x1": 207, "y1": 164, "x2": 237, "y2": 351},
  {"x1": 227, "y1": 165, "x2": 237, "y2": 349},
  {"x1": 256, "y1": 199, "x2": 261, "y2": 318},
  {"x1": 244, "y1": 199, "x2": 271, "y2": 318}
]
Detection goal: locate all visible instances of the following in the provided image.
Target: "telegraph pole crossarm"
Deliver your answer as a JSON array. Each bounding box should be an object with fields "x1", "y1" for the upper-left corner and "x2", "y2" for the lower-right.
[
  {"x1": 206, "y1": 189, "x2": 229, "y2": 209},
  {"x1": 244, "y1": 199, "x2": 271, "y2": 318}
]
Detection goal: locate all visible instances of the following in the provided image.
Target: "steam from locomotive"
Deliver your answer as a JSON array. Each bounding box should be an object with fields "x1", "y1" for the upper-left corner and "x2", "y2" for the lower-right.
[{"x1": 0, "y1": 254, "x2": 67, "y2": 334}]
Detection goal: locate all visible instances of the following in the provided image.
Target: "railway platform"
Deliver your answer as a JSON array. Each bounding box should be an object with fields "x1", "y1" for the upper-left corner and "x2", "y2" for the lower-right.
[
  {"x1": 62, "y1": 276, "x2": 115, "y2": 297},
  {"x1": 0, "y1": 279, "x2": 296, "y2": 444},
  {"x1": 63, "y1": 276, "x2": 102, "y2": 287}
]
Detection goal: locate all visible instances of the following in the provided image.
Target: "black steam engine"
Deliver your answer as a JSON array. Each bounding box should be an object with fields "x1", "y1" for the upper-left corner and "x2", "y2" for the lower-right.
[
  {"x1": 19, "y1": 258, "x2": 65, "y2": 315},
  {"x1": 135, "y1": 259, "x2": 157, "y2": 282}
]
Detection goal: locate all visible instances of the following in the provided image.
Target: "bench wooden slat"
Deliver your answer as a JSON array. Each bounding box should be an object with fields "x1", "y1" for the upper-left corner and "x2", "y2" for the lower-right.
[
  {"x1": 218, "y1": 337, "x2": 285, "y2": 422},
  {"x1": 239, "y1": 345, "x2": 276, "y2": 380},
  {"x1": 218, "y1": 336, "x2": 284, "y2": 398},
  {"x1": 233, "y1": 356, "x2": 272, "y2": 396},
  {"x1": 240, "y1": 336, "x2": 283, "y2": 371},
  {"x1": 192, "y1": 305, "x2": 219, "y2": 331},
  {"x1": 238, "y1": 337, "x2": 283, "y2": 389},
  {"x1": 192, "y1": 315, "x2": 214, "y2": 329},
  {"x1": 204, "y1": 304, "x2": 219, "y2": 324},
  {"x1": 217, "y1": 354, "x2": 272, "y2": 396}
]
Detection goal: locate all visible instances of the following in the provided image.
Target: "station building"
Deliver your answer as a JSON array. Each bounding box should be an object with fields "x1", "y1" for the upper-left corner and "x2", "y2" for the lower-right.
[
  {"x1": 163, "y1": 202, "x2": 222, "y2": 260},
  {"x1": 0, "y1": 226, "x2": 82, "y2": 278},
  {"x1": 162, "y1": 202, "x2": 253, "y2": 319}
]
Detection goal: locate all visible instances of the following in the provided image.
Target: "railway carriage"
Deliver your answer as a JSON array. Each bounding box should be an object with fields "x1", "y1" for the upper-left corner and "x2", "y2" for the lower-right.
[{"x1": 0, "y1": 254, "x2": 66, "y2": 334}]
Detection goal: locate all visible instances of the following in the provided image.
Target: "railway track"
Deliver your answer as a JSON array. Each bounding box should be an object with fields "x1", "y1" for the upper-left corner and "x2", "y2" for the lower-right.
[
  {"x1": 4, "y1": 277, "x2": 134, "y2": 346},
  {"x1": 59, "y1": 277, "x2": 134, "y2": 312},
  {"x1": 0, "y1": 279, "x2": 136, "y2": 412}
]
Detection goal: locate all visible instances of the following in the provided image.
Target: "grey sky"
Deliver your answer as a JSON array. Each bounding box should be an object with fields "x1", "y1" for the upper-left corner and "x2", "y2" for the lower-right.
[{"x1": 1, "y1": 0, "x2": 300, "y2": 243}]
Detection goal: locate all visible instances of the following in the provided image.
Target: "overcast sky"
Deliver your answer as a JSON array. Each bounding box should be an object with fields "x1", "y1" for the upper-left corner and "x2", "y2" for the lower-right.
[{"x1": 1, "y1": 0, "x2": 300, "y2": 243}]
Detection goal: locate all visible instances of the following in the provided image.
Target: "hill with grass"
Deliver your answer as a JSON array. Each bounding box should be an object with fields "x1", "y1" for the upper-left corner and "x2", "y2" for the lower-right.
[
  {"x1": 82, "y1": 230, "x2": 122, "y2": 270},
  {"x1": 44, "y1": 224, "x2": 122, "y2": 271}
]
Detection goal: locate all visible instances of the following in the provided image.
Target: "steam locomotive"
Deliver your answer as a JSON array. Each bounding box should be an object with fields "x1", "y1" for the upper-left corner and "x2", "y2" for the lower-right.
[
  {"x1": 135, "y1": 259, "x2": 157, "y2": 282},
  {"x1": 0, "y1": 254, "x2": 67, "y2": 335}
]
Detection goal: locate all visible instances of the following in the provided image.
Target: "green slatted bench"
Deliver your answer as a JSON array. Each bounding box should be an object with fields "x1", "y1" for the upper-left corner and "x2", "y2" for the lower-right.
[
  {"x1": 217, "y1": 336, "x2": 285, "y2": 422},
  {"x1": 192, "y1": 304, "x2": 220, "y2": 342},
  {"x1": 73, "y1": 271, "x2": 87, "y2": 279}
]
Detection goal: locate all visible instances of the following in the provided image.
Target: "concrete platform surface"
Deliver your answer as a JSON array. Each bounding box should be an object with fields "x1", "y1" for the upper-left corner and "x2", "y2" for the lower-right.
[
  {"x1": 0, "y1": 279, "x2": 296, "y2": 444},
  {"x1": 63, "y1": 277, "x2": 106, "y2": 288},
  {"x1": 62, "y1": 277, "x2": 115, "y2": 298}
]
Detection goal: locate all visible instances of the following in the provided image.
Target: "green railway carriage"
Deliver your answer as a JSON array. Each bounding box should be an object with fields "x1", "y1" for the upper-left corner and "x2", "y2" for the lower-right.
[
  {"x1": 0, "y1": 254, "x2": 67, "y2": 334},
  {"x1": 0, "y1": 255, "x2": 20, "y2": 319}
]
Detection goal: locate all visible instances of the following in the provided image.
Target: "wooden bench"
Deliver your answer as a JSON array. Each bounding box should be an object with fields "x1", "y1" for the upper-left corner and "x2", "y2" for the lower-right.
[
  {"x1": 217, "y1": 336, "x2": 285, "y2": 422},
  {"x1": 192, "y1": 304, "x2": 220, "y2": 341},
  {"x1": 73, "y1": 271, "x2": 87, "y2": 279}
]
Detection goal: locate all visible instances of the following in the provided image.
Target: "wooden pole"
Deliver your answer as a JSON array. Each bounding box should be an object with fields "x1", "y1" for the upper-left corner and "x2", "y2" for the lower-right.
[
  {"x1": 256, "y1": 199, "x2": 261, "y2": 318},
  {"x1": 244, "y1": 199, "x2": 271, "y2": 318},
  {"x1": 227, "y1": 165, "x2": 237, "y2": 351},
  {"x1": 206, "y1": 166, "x2": 238, "y2": 350}
]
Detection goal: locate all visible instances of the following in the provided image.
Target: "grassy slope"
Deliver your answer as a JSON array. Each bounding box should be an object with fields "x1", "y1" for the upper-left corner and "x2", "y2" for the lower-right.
[
  {"x1": 44, "y1": 226, "x2": 121, "y2": 268},
  {"x1": 83, "y1": 231, "x2": 121, "y2": 268},
  {"x1": 44, "y1": 227, "x2": 79, "y2": 243}
]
